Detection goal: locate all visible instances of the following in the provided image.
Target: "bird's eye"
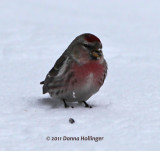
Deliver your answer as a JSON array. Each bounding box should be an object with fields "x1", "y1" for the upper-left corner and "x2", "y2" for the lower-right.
[{"x1": 83, "y1": 43, "x2": 93, "y2": 49}]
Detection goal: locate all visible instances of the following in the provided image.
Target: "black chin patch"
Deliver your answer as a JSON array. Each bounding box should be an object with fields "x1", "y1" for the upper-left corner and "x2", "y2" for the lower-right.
[{"x1": 91, "y1": 55, "x2": 98, "y2": 60}]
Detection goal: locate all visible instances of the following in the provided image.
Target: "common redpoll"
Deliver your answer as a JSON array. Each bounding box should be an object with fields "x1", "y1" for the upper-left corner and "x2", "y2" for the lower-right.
[{"x1": 40, "y1": 33, "x2": 107, "y2": 108}]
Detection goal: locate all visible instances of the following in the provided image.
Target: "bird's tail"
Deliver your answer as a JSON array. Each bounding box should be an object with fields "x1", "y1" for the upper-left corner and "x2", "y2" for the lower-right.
[{"x1": 40, "y1": 81, "x2": 44, "y2": 84}]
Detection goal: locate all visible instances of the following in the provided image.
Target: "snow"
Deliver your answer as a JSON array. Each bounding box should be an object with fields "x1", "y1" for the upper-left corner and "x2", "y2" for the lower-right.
[{"x1": 0, "y1": 0, "x2": 160, "y2": 150}]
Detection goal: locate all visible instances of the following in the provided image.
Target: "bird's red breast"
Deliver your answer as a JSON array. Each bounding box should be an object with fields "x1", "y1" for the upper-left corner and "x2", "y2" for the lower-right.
[{"x1": 73, "y1": 60, "x2": 105, "y2": 87}]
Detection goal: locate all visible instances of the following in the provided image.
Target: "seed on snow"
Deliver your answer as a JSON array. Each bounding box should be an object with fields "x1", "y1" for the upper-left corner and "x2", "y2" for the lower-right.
[{"x1": 69, "y1": 118, "x2": 75, "y2": 124}]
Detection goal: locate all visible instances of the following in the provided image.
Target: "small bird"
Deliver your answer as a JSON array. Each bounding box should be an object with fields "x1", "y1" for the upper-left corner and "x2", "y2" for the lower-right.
[{"x1": 40, "y1": 33, "x2": 108, "y2": 108}]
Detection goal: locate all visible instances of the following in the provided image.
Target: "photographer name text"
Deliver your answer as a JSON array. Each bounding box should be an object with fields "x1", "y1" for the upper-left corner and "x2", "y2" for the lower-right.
[{"x1": 46, "y1": 136, "x2": 104, "y2": 142}]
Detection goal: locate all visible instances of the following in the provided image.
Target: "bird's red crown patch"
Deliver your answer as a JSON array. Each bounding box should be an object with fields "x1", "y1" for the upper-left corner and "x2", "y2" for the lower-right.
[{"x1": 85, "y1": 34, "x2": 101, "y2": 43}]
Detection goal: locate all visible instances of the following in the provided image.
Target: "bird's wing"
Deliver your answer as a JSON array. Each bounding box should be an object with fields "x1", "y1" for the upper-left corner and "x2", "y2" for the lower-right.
[{"x1": 40, "y1": 53, "x2": 71, "y2": 94}]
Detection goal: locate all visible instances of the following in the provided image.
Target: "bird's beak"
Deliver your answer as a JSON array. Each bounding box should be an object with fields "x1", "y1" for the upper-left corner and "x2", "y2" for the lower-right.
[{"x1": 91, "y1": 49, "x2": 102, "y2": 59}]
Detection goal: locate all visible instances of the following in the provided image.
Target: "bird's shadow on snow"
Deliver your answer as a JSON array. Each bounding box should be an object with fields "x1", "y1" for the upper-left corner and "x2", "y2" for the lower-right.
[
  {"x1": 37, "y1": 97, "x2": 88, "y2": 109},
  {"x1": 37, "y1": 97, "x2": 64, "y2": 109}
]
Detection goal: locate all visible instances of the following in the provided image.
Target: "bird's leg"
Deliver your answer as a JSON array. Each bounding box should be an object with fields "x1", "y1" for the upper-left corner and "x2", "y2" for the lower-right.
[
  {"x1": 63, "y1": 99, "x2": 69, "y2": 108},
  {"x1": 83, "y1": 101, "x2": 92, "y2": 108},
  {"x1": 62, "y1": 99, "x2": 74, "y2": 108}
]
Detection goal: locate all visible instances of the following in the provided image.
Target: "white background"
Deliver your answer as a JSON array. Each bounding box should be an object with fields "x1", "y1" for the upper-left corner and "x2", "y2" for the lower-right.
[{"x1": 0, "y1": 0, "x2": 160, "y2": 150}]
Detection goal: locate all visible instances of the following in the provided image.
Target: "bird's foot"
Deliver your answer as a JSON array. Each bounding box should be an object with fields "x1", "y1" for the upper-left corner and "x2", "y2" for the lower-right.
[
  {"x1": 63, "y1": 99, "x2": 74, "y2": 108},
  {"x1": 83, "y1": 101, "x2": 92, "y2": 108}
]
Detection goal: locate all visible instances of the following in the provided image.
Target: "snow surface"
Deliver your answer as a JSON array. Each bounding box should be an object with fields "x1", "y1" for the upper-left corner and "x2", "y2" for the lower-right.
[{"x1": 0, "y1": 0, "x2": 160, "y2": 150}]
